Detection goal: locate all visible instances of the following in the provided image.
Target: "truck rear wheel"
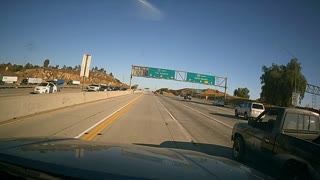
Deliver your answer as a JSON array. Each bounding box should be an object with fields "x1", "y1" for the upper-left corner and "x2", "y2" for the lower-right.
[{"x1": 233, "y1": 136, "x2": 245, "y2": 161}]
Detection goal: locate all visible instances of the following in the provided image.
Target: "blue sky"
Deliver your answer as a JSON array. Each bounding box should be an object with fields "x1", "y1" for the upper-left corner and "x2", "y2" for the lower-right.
[{"x1": 1, "y1": 0, "x2": 319, "y2": 107}]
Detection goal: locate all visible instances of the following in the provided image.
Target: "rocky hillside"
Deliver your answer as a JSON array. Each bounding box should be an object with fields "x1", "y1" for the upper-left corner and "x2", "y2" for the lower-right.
[{"x1": 0, "y1": 67, "x2": 128, "y2": 87}]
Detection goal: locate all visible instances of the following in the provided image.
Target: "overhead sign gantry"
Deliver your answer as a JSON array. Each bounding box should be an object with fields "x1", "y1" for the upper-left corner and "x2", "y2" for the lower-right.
[{"x1": 130, "y1": 65, "x2": 228, "y2": 100}]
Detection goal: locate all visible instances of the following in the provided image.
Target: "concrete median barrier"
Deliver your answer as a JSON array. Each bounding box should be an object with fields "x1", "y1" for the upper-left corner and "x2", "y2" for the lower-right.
[{"x1": 0, "y1": 90, "x2": 141, "y2": 122}]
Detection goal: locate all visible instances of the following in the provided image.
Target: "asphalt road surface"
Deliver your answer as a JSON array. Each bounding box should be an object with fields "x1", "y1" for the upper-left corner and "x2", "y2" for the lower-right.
[{"x1": 0, "y1": 92, "x2": 275, "y2": 178}]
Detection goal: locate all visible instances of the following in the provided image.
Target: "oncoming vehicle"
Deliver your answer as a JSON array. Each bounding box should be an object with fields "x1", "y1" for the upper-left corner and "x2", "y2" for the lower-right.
[
  {"x1": 33, "y1": 82, "x2": 57, "y2": 94},
  {"x1": 213, "y1": 99, "x2": 225, "y2": 107},
  {"x1": 99, "y1": 85, "x2": 112, "y2": 91},
  {"x1": 112, "y1": 86, "x2": 121, "y2": 91},
  {"x1": 184, "y1": 94, "x2": 192, "y2": 100},
  {"x1": 87, "y1": 84, "x2": 101, "y2": 91},
  {"x1": 235, "y1": 102, "x2": 265, "y2": 120}
]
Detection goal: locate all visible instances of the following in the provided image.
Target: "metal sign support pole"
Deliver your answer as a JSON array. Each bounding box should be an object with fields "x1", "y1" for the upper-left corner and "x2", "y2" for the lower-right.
[
  {"x1": 81, "y1": 54, "x2": 89, "y2": 92},
  {"x1": 81, "y1": 76, "x2": 85, "y2": 92},
  {"x1": 224, "y1": 77, "x2": 228, "y2": 102}
]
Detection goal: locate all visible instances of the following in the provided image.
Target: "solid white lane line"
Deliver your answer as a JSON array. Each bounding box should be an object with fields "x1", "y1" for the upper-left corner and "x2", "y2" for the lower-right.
[{"x1": 157, "y1": 98, "x2": 196, "y2": 143}]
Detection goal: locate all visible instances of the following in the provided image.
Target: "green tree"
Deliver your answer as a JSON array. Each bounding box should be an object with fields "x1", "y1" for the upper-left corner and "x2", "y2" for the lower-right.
[
  {"x1": 73, "y1": 65, "x2": 81, "y2": 71},
  {"x1": 233, "y1": 88, "x2": 250, "y2": 98},
  {"x1": 109, "y1": 72, "x2": 113, "y2": 77},
  {"x1": 43, "y1": 59, "x2": 50, "y2": 67},
  {"x1": 99, "y1": 68, "x2": 105, "y2": 73},
  {"x1": 260, "y1": 58, "x2": 307, "y2": 106},
  {"x1": 11, "y1": 64, "x2": 23, "y2": 72},
  {"x1": 24, "y1": 62, "x2": 33, "y2": 69},
  {"x1": 62, "y1": 65, "x2": 67, "y2": 70}
]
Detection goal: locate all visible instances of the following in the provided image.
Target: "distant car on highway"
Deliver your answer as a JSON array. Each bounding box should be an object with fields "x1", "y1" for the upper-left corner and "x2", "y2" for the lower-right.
[
  {"x1": 184, "y1": 94, "x2": 192, "y2": 100},
  {"x1": 0, "y1": 76, "x2": 18, "y2": 85},
  {"x1": 235, "y1": 102, "x2": 265, "y2": 120},
  {"x1": 87, "y1": 84, "x2": 101, "y2": 91},
  {"x1": 112, "y1": 86, "x2": 121, "y2": 91},
  {"x1": 33, "y1": 82, "x2": 57, "y2": 94},
  {"x1": 21, "y1": 78, "x2": 42, "y2": 85},
  {"x1": 213, "y1": 99, "x2": 225, "y2": 107},
  {"x1": 47, "y1": 79, "x2": 64, "y2": 92},
  {"x1": 67, "y1": 80, "x2": 80, "y2": 85},
  {"x1": 99, "y1": 85, "x2": 112, "y2": 91}
]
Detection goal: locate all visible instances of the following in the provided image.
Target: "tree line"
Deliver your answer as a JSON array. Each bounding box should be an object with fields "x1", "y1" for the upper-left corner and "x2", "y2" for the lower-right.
[{"x1": 0, "y1": 59, "x2": 112, "y2": 75}]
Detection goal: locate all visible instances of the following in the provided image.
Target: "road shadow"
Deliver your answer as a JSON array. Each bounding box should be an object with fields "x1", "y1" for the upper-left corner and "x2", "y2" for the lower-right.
[
  {"x1": 134, "y1": 141, "x2": 232, "y2": 159},
  {"x1": 177, "y1": 99, "x2": 213, "y2": 106},
  {"x1": 175, "y1": 98, "x2": 235, "y2": 111},
  {"x1": 209, "y1": 112, "x2": 247, "y2": 122}
]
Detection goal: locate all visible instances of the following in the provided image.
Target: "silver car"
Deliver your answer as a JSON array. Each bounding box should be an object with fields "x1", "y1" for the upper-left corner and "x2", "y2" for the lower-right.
[{"x1": 235, "y1": 102, "x2": 265, "y2": 120}]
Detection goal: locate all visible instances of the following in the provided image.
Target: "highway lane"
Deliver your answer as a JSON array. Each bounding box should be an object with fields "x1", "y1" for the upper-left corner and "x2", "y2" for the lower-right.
[
  {"x1": 0, "y1": 87, "x2": 82, "y2": 97},
  {"x1": 94, "y1": 93, "x2": 193, "y2": 147}
]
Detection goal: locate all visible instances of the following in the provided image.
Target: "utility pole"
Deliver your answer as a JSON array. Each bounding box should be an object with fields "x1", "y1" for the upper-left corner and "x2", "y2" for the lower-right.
[{"x1": 294, "y1": 59, "x2": 297, "y2": 93}]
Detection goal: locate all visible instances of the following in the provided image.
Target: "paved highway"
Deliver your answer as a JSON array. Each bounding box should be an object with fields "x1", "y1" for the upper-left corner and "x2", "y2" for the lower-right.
[{"x1": 0, "y1": 92, "x2": 273, "y2": 178}]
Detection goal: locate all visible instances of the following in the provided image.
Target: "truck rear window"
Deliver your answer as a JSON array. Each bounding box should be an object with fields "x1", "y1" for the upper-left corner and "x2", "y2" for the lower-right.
[
  {"x1": 283, "y1": 113, "x2": 320, "y2": 132},
  {"x1": 252, "y1": 104, "x2": 264, "y2": 109}
]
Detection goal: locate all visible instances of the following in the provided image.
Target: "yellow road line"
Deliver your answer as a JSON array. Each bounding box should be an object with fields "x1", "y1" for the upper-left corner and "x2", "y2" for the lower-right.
[
  {"x1": 80, "y1": 95, "x2": 143, "y2": 141},
  {"x1": 0, "y1": 119, "x2": 26, "y2": 127}
]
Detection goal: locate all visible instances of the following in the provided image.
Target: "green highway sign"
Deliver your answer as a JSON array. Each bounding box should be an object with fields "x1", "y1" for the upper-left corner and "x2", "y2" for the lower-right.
[
  {"x1": 148, "y1": 68, "x2": 175, "y2": 79},
  {"x1": 186, "y1": 72, "x2": 215, "y2": 85}
]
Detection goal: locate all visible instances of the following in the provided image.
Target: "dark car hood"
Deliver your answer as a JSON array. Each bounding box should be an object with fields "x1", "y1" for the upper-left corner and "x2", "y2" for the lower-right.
[{"x1": 0, "y1": 137, "x2": 271, "y2": 180}]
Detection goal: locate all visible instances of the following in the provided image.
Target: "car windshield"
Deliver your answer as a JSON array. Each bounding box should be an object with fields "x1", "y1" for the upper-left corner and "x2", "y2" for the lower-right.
[
  {"x1": 38, "y1": 83, "x2": 48, "y2": 86},
  {"x1": 1, "y1": 1, "x2": 319, "y2": 179},
  {"x1": 252, "y1": 104, "x2": 264, "y2": 109}
]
